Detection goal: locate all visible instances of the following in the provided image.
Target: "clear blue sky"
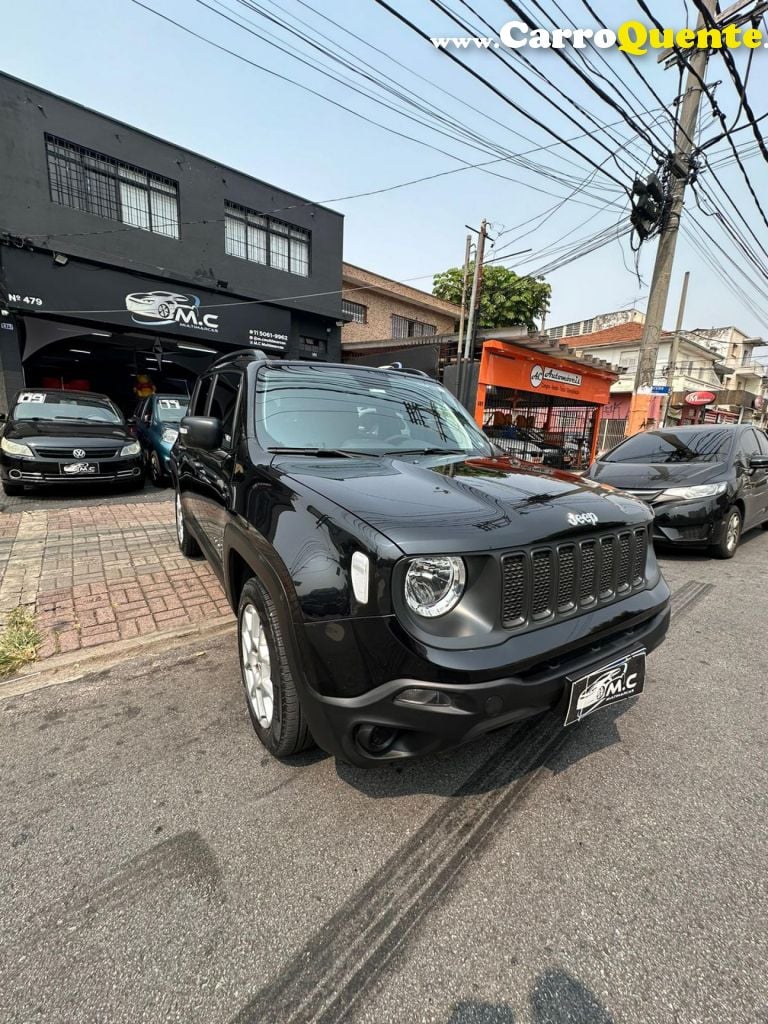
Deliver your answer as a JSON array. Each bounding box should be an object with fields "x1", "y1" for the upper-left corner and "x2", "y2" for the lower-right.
[{"x1": 4, "y1": 0, "x2": 768, "y2": 338}]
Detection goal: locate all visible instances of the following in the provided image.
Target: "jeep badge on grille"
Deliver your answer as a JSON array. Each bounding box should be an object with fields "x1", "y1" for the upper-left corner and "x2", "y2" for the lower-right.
[{"x1": 567, "y1": 512, "x2": 599, "y2": 527}]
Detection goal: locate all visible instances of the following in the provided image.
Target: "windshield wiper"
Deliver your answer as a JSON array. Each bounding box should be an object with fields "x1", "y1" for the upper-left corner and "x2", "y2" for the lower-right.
[
  {"x1": 267, "y1": 447, "x2": 374, "y2": 458},
  {"x1": 385, "y1": 447, "x2": 467, "y2": 457}
]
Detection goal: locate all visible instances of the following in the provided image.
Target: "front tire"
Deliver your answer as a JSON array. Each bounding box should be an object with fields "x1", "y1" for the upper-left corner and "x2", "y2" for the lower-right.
[
  {"x1": 237, "y1": 577, "x2": 313, "y2": 759},
  {"x1": 175, "y1": 489, "x2": 201, "y2": 557},
  {"x1": 149, "y1": 451, "x2": 166, "y2": 487},
  {"x1": 711, "y1": 506, "x2": 742, "y2": 559}
]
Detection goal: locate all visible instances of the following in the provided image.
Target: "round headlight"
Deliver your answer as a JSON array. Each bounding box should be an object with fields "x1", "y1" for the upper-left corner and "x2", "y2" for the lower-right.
[
  {"x1": 161, "y1": 428, "x2": 179, "y2": 445},
  {"x1": 404, "y1": 556, "x2": 466, "y2": 618}
]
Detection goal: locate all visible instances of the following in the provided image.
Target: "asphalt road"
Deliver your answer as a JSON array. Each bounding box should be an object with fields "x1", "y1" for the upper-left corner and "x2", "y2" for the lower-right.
[{"x1": 1, "y1": 539, "x2": 767, "y2": 1024}]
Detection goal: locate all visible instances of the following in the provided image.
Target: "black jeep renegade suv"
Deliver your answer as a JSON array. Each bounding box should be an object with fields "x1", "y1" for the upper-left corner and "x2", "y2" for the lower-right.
[{"x1": 172, "y1": 350, "x2": 670, "y2": 767}]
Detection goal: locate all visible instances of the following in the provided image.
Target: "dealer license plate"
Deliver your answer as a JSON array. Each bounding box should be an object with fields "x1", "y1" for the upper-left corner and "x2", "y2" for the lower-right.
[
  {"x1": 564, "y1": 649, "x2": 646, "y2": 726},
  {"x1": 61, "y1": 462, "x2": 98, "y2": 476}
]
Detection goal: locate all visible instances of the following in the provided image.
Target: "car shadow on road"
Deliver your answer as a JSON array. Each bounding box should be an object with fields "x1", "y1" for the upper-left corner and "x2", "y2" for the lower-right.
[
  {"x1": 336, "y1": 699, "x2": 634, "y2": 799},
  {"x1": 447, "y1": 967, "x2": 616, "y2": 1023}
]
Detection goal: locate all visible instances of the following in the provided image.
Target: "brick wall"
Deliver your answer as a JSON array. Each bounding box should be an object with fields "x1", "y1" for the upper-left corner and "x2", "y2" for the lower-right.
[{"x1": 342, "y1": 264, "x2": 459, "y2": 344}]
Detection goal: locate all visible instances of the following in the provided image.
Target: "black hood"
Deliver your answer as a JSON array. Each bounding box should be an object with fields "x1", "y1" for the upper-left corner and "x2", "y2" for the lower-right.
[
  {"x1": 277, "y1": 453, "x2": 652, "y2": 555},
  {"x1": 6, "y1": 419, "x2": 132, "y2": 446},
  {"x1": 589, "y1": 459, "x2": 728, "y2": 489}
]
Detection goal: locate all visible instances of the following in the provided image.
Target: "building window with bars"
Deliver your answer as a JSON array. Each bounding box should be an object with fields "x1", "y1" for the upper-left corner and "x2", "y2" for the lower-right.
[
  {"x1": 548, "y1": 326, "x2": 564, "y2": 340},
  {"x1": 299, "y1": 336, "x2": 328, "y2": 359},
  {"x1": 341, "y1": 299, "x2": 367, "y2": 324},
  {"x1": 565, "y1": 322, "x2": 580, "y2": 338},
  {"x1": 224, "y1": 201, "x2": 310, "y2": 277},
  {"x1": 391, "y1": 314, "x2": 437, "y2": 339},
  {"x1": 45, "y1": 135, "x2": 179, "y2": 238}
]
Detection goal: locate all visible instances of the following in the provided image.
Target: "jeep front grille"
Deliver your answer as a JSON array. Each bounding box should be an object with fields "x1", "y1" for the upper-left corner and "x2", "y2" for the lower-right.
[{"x1": 501, "y1": 527, "x2": 650, "y2": 630}]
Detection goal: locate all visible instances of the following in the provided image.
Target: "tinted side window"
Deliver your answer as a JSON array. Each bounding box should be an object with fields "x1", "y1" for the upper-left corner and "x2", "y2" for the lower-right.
[
  {"x1": 209, "y1": 372, "x2": 242, "y2": 448},
  {"x1": 750, "y1": 429, "x2": 768, "y2": 456},
  {"x1": 190, "y1": 376, "x2": 214, "y2": 417}
]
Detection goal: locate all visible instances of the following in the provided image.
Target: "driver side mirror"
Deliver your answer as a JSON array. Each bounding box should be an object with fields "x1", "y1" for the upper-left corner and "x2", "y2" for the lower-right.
[
  {"x1": 179, "y1": 415, "x2": 223, "y2": 451},
  {"x1": 749, "y1": 454, "x2": 768, "y2": 471}
]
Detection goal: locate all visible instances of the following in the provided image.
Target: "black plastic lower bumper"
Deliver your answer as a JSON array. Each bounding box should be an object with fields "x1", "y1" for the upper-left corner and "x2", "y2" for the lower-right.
[
  {"x1": 0, "y1": 456, "x2": 143, "y2": 488},
  {"x1": 301, "y1": 599, "x2": 671, "y2": 767}
]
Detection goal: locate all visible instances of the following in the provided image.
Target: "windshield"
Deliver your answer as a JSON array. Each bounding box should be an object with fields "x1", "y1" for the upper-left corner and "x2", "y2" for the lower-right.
[
  {"x1": 604, "y1": 429, "x2": 732, "y2": 464},
  {"x1": 255, "y1": 365, "x2": 495, "y2": 457},
  {"x1": 12, "y1": 392, "x2": 123, "y2": 424},
  {"x1": 155, "y1": 397, "x2": 188, "y2": 424}
]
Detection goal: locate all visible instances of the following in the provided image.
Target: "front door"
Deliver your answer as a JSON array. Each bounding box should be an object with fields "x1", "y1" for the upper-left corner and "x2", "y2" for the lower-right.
[{"x1": 191, "y1": 370, "x2": 244, "y2": 571}]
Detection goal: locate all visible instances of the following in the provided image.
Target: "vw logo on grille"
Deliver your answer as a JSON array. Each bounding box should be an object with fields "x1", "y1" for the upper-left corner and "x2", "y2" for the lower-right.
[{"x1": 72, "y1": 448, "x2": 86, "y2": 459}]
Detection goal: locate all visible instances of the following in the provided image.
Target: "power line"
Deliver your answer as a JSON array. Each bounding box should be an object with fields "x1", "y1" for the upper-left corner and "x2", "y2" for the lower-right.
[
  {"x1": 220, "y1": 0, "x2": 624, "y2": 199},
  {"x1": 370, "y1": 0, "x2": 631, "y2": 193},
  {"x1": 634, "y1": 0, "x2": 768, "y2": 235},
  {"x1": 690, "y1": 0, "x2": 768, "y2": 166}
]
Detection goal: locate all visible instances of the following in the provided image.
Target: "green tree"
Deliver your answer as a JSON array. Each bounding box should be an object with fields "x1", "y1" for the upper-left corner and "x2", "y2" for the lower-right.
[{"x1": 433, "y1": 264, "x2": 551, "y2": 331}]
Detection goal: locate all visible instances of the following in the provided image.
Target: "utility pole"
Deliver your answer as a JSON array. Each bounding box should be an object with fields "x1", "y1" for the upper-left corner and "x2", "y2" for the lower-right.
[
  {"x1": 662, "y1": 270, "x2": 690, "y2": 427},
  {"x1": 626, "y1": 0, "x2": 716, "y2": 436},
  {"x1": 453, "y1": 233, "x2": 473, "y2": 409},
  {"x1": 459, "y1": 218, "x2": 488, "y2": 409}
]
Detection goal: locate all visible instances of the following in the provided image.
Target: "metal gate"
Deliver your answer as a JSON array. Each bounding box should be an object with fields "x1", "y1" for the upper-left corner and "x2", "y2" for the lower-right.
[
  {"x1": 597, "y1": 417, "x2": 627, "y2": 454},
  {"x1": 481, "y1": 387, "x2": 600, "y2": 471}
]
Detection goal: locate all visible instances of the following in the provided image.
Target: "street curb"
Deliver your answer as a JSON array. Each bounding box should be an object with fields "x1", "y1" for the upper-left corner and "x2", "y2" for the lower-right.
[{"x1": 0, "y1": 615, "x2": 236, "y2": 701}]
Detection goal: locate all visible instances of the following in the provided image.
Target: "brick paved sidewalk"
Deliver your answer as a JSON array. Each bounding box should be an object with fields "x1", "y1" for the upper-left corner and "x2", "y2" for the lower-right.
[{"x1": 0, "y1": 499, "x2": 232, "y2": 662}]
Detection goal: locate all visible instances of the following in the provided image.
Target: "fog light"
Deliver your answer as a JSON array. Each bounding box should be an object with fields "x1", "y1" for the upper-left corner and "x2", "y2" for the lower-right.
[
  {"x1": 357, "y1": 724, "x2": 399, "y2": 754},
  {"x1": 395, "y1": 688, "x2": 453, "y2": 707}
]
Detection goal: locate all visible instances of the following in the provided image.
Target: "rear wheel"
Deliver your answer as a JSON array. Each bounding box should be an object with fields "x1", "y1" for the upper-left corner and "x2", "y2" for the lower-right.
[
  {"x1": 175, "y1": 490, "x2": 201, "y2": 557},
  {"x1": 237, "y1": 576, "x2": 313, "y2": 759},
  {"x1": 710, "y1": 507, "x2": 742, "y2": 559}
]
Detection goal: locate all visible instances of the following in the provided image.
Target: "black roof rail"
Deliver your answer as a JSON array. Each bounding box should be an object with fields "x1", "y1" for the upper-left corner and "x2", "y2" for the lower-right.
[
  {"x1": 209, "y1": 348, "x2": 267, "y2": 367},
  {"x1": 377, "y1": 362, "x2": 431, "y2": 379}
]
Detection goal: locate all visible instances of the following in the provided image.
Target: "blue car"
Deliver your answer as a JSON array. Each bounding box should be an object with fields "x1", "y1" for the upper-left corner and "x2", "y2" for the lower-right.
[{"x1": 133, "y1": 394, "x2": 189, "y2": 487}]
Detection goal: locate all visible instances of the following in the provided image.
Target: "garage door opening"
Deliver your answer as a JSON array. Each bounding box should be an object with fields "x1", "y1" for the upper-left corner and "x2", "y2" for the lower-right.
[{"x1": 21, "y1": 325, "x2": 216, "y2": 416}]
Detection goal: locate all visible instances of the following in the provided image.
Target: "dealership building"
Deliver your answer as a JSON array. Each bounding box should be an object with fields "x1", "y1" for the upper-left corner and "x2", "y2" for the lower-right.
[{"x1": 0, "y1": 73, "x2": 344, "y2": 413}]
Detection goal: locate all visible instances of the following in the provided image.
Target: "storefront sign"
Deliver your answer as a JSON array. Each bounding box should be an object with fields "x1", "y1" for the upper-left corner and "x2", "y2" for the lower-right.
[
  {"x1": 530, "y1": 363, "x2": 582, "y2": 389},
  {"x1": 476, "y1": 340, "x2": 616, "y2": 409},
  {"x1": 1, "y1": 248, "x2": 290, "y2": 350},
  {"x1": 684, "y1": 390, "x2": 717, "y2": 406}
]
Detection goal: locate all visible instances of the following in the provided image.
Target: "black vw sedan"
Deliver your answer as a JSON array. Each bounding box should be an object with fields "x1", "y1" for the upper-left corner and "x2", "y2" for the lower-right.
[
  {"x1": 0, "y1": 389, "x2": 144, "y2": 496},
  {"x1": 171, "y1": 351, "x2": 671, "y2": 767},
  {"x1": 588, "y1": 425, "x2": 768, "y2": 558}
]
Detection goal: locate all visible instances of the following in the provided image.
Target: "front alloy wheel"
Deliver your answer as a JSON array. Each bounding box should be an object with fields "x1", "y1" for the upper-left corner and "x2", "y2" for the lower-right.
[
  {"x1": 236, "y1": 577, "x2": 313, "y2": 759},
  {"x1": 149, "y1": 451, "x2": 165, "y2": 487},
  {"x1": 240, "y1": 604, "x2": 274, "y2": 728},
  {"x1": 175, "y1": 490, "x2": 201, "y2": 557},
  {"x1": 711, "y1": 507, "x2": 742, "y2": 559}
]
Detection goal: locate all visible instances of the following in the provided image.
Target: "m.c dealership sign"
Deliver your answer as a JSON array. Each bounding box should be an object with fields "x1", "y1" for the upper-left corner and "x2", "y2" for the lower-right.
[{"x1": 1, "y1": 247, "x2": 289, "y2": 350}]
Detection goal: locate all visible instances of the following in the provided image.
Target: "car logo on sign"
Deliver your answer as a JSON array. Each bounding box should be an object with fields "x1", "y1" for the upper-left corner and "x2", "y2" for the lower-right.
[
  {"x1": 72, "y1": 449, "x2": 86, "y2": 458},
  {"x1": 567, "y1": 512, "x2": 599, "y2": 527}
]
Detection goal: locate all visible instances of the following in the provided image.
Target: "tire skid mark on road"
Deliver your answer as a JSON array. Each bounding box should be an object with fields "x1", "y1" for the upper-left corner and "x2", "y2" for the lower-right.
[
  {"x1": 229, "y1": 583, "x2": 702, "y2": 1024},
  {"x1": 5, "y1": 830, "x2": 222, "y2": 953},
  {"x1": 668, "y1": 580, "x2": 715, "y2": 622}
]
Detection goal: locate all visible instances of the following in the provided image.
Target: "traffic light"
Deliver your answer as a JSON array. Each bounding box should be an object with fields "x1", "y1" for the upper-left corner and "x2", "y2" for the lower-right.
[{"x1": 630, "y1": 173, "x2": 664, "y2": 241}]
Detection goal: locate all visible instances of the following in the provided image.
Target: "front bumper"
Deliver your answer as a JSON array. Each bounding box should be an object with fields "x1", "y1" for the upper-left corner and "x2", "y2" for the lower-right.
[
  {"x1": 650, "y1": 496, "x2": 726, "y2": 546},
  {"x1": 300, "y1": 581, "x2": 671, "y2": 767},
  {"x1": 0, "y1": 455, "x2": 144, "y2": 487}
]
